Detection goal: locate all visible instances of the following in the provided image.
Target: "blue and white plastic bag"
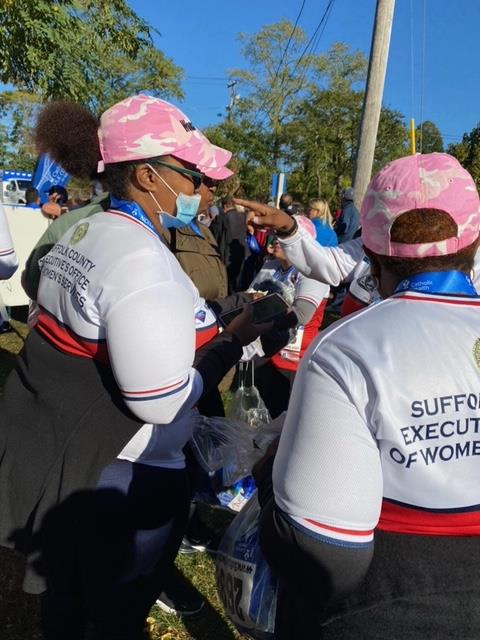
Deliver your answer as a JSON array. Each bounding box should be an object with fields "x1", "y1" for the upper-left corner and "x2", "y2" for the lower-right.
[{"x1": 216, "y1": 492, "x2": 278, "y2": 639}]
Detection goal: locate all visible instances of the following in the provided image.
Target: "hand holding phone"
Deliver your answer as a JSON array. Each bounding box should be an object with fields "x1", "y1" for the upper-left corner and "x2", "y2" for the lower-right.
[
  {"x1": 223, "y1": 304, "x2": 273, "y2": 346},
  {"x1": 220, "y1": 293, "x2": 290, "y2": 327}
]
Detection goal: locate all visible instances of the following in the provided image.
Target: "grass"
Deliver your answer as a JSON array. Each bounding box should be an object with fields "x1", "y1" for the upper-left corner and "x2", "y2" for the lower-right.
[
  {"x1": 0, "y1": 516, "x2": 243, "y2": 640},
  {"x1": 0, "y1": 308, "x2": 341, "y2": 639},
  {"x1": 0, "y1": 317, "x2": 245, "y2": 640},
  {"x1": 0, "y1": 319, "x2": 42, "y2": 640},
  {"x1": 0, "y1": 320, "x2": 28, "y2": 390}
]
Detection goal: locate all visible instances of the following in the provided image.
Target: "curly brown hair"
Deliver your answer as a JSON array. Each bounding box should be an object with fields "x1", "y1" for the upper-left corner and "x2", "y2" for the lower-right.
[
  {"x1": 34, "y1": 102, "x2": 149, "y2": 199},
  {"x1": 365, "y1": 208, "x2": 478, "y2": 278},
  {"x1": 35, "y1": 102, "x2": 100, "y2": 180}
]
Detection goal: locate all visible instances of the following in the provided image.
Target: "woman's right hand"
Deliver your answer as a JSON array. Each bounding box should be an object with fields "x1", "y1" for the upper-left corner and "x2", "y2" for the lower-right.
[
  {"x1": 224, "y1": 304, "x2": 272, "y2": 346},
  {"x1": 234, "y1": 198, "x2": 296, "y2": 234}
]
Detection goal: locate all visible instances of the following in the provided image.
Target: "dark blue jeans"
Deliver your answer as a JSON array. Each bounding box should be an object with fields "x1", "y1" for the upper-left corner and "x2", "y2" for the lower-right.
[{"x1": 40, "y1": 459, "x2": 190, "y2": 640}]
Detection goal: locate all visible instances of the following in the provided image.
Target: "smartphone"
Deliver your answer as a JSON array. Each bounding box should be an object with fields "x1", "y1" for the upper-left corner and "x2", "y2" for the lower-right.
[{"x1": 220, "y1": 293, "x2": 290, "y2": 327}]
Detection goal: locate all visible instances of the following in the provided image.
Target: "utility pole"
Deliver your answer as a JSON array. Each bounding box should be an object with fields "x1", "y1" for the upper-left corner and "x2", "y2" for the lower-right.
[
  {"x1": 353, "y1": 0, "x2": 395, "y2": 210},
  {"x1": 226, "y1": 80, "x2": 238, "y2": 122}
]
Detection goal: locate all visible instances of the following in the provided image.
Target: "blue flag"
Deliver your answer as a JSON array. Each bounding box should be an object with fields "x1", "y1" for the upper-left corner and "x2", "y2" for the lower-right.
[
  {"x1": 270, "y1": 172, "x2": 287, "y2": 202},
  {"x1": 32, "y1": 154, "x2": 70, "y2": 204}
]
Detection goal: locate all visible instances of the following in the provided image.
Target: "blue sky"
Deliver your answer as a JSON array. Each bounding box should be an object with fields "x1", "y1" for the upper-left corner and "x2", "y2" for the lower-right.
[{"x1": 129, "y1": 0, "x2": 480, "y2": 146}]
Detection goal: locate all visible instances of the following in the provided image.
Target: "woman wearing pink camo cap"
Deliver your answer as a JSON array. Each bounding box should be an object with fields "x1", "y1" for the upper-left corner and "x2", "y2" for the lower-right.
[
  {"x1": 251, "y1": 153, "x2": 480, "y2": 638},
  {"x1": 0, "y1": 95, "x2": 266, "y2": 640}
]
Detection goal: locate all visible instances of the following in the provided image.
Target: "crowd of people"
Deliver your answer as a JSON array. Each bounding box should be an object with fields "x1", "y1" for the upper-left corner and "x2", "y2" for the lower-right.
[{"x1": 1, "y1": 93, "x2": 480, "y2": 640}]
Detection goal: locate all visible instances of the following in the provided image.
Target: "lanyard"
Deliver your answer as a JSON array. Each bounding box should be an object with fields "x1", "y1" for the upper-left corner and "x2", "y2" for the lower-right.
[
  {"x1": 273, "y1": 264, "x2": 296, "y2": 284},
  {"x1": 188, "y1": 221, "x2": 203, "y2": 236},
  {"x1": 109, "y1": 196, "x2": 159, "y2": 237},
  {"x1": 394, "y1": 271, "x2": 478, "y2": 297}
]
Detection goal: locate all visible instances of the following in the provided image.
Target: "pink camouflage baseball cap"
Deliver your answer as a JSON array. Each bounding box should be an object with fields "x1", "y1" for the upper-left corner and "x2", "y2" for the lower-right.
[
  {"x1": 361, "y1": 153, "x2": 480, "y2": 258},
  {"x1": 97, "y1": 94, "x2": 233, "y2": 179}
]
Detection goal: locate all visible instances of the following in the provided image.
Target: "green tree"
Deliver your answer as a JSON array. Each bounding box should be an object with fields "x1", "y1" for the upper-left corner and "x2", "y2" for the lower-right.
[
  {"x1": 448, "y1": 124, "x2": 480, "y2": 188},
  {"x1": 0, "y1": 125, "x2": 11, "y2": 168},
  {"x1": 374, "y1": 107, "x2": 409, "y2": 172},
  {"x1": 446, "y1": 139, "x2": 469, "y2": 166},
  {"x1": 313, "y1": 41, "x2": 367, "y2": 92},
  {"x1": 204, "y1": 118, "x2": 274, "y2": 199},
  {"x1": 216, "y1": 26, "x2": 373, "y2": 201},
  {"x1": 0, "y1": 0, "x2": 183, "y2": 109},
  {"x1": 229, "y1": 20, "x2": 318, "y2": 171},
  {"x1": 285, "y1": 97, "x2": 407, "y2": 206},
  {"x1": 284, "y1": 89, "x2": 363, "y2": 202},
  {"x1": 286, "y1": 42, "x2": 368, "y2": 200},
  {"x1": 0, "y1": 0, "x2": 183, "y2": 170},
  {"x1": 284, "y1": 43, "x2": 408, "y2": 204},
  {"x1": 416, "y1": 120, "x2": 444, "y2": 153},
  {"x1": 209, "y1": 24, "x2": 407, "y2": 204},
  {"x1": 0, "y1": 92, "x2": 38, "y2": 171}
]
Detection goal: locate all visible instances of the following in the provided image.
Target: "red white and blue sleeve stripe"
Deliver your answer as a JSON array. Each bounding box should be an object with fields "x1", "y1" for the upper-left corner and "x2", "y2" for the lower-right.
[
  {"x1": 121, "y1": 376, "x2": 191, "y2": 402},
  {"x1": 283, "y1": 512, "x2": 374, "y2": 548}
]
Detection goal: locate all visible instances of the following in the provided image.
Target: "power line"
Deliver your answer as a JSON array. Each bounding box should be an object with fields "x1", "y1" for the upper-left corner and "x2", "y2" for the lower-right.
[
  {"x1": 187, "y1": 1, "x2": 306, "y2": 119},
  {"x1": 289, "y1": 0, "x2": 335, "y2": 81},
  {"x1": 419, "y1": 0, "x2": 427, "y2": 152},
  {"x1": 441, "y1": 133, "x2": 464, "y2": 139},
  {"x1": 185, "y1": 75, "x2": 228, "y2": 81},
  {"x1": 289, "y1": 0, "x2": 335, "y2": 98},
  {"x1": 272, "y1": 0, "x2": 307, "y2": 82},
  {"x1": 274, "y1": 0, "x2": 335, "y2": 110},
  {"x1": 236, "y1": 0, "x2": 309, "y2": 127},
  {"x1": 183, "y1": 81, "x2": 227, "y2": 86},
  {"x1": 409, "y1": 0, "x2": 415, "y2": 122},
  {"x1": 256, "y1": 0, "x2": 336, "y2": 128},
  {"x1": 187, "y1": 105, "x2": 224, "y2": 111}
]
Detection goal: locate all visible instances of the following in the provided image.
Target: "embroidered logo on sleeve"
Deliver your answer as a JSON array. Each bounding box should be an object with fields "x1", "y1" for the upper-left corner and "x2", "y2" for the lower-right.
[{"x1": 70, "y1": 222, "x2": 89, "y2": 245}]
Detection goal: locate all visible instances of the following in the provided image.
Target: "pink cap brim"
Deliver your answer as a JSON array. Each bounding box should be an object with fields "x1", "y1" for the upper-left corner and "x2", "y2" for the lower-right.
[
  {"x1": 172, "y1": 140, "x2": 233, "y2": 181},
  {"x1": 200, "y1": 165, "x2": 234, "y2": 180}
]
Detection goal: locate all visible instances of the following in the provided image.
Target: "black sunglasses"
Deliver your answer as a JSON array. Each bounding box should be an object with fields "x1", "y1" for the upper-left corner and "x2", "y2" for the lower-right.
[{"x1": 151, "y1": 160, "x2": 204, "y2": 190}]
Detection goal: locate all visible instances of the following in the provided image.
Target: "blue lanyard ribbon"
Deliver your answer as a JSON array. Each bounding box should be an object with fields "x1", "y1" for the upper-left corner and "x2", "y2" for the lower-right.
[
  {"x1": 273, "y1": 264, "x2": 296, "y2": 283},
  {"x1": 394, "y1": 271, "x2": 478, "y2": 297},
  {"x1": 188, "y1": 221, "x2": 203, "y2": 236},
  {"x1": 110, "y1": 196, "x2": 159, "y2": 237}
]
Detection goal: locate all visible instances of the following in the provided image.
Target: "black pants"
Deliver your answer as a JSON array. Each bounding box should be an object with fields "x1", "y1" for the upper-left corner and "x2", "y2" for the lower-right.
[
  {"x1": 254, "y1": 361, "x2": 296, "y2": 418},
  {"x1": 259, "y1": 498, "x2": 480, "y2": 639},
  {"x1": 40, "y1": 460, "x2": 189, "y2": 640}
]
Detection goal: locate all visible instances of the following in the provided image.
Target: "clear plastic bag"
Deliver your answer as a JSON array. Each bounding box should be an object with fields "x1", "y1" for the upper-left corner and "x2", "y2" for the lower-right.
[
  {"x1": 216, "y1": 492, "x2": 277, "y2": 639},
  {"x1": 190, "y1": 416, "x2": 255, "y2": 487},
  {"x1": 230, "y1": 361, "x2": 271, "y2": 430},
  {"x1": 252, "y1": 412, "x2": 286, "y2": 454}
]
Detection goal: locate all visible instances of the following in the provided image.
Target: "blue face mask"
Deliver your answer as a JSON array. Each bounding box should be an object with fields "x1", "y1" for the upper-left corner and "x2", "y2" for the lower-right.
[{"x1": 147, "y1": 163, "x2": 202, "y2": 229}]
